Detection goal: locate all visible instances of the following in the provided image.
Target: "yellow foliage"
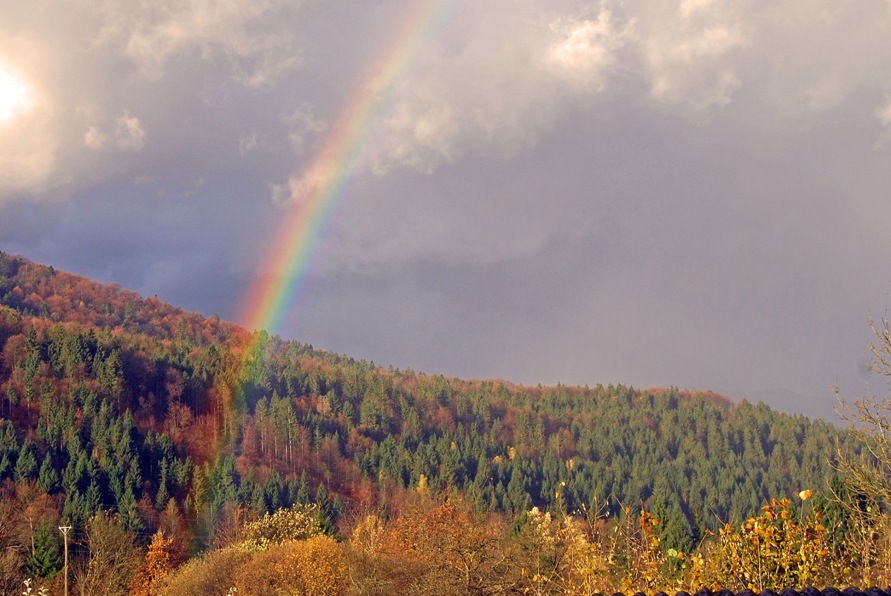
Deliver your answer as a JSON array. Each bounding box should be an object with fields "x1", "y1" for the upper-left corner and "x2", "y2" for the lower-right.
[
  {"x1": 416, "y1": 474, "x2": 429, "y2": 494},
  {"x1": 156, "y1": 548, "x2": 249, "y2": 596},
  {"x1": 714, "y1": 497, "x2": 831, "y2": 591},
  {"x1": 237, "y1": 503, "x2": 325, "y2": 551},
  {"x1": 158, "y1": 535, "x2": 347, "y2": 596},
  {"x1": 512, "y1": 499, "x2": 831, "y2": 594},
  {"x1": 351, "y1": 514, "x2": 386, "y2": 556},
  {"x1": 157, "y1": 492, "x2": 876, "y2": 595},
  {"x1": 233, "y1": 535, "x2": 348, "y2": 596}
]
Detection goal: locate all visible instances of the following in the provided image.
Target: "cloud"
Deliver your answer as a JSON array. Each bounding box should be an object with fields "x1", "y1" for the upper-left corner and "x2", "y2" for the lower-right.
[
  {"x1": 638, "y1": 3, "x2": 746, "y2": 109},
  {"x1": 878, "y1": 96, "x2": 891, "y2": 126},
  {"x1": 875, "y1": 95, "x2": 891, "y2": 146},
  {"x1": 0, "y1": 0, "x2": 309, "y2": 204},
  {"x1": 271, "y1": 0, "x2": 891, "y2": 279},
  {"x1": 272, "y1": 167, "x2": 330, "y2": 207},
  {"x1": 114, "y1": 111, "x2": 146, "y2": 150},
  {"x1": 83, "y1": 111, "x2": 145, "y2": 151},
  {"x1": 741, "y1": 2, "x2": 891, "y2": 117},
  {"x1": 679, "y1": 0, "x2": 720, "y2": 19},
  {"x1": 6, "y1": 0, "x2": 891, "y2": 209},
  {"x1": 90, "y1": 0, "x2": 302, "y2": 86},
  {"x1": 285, "y1": 103, "x2": 327, "y2": 155},
  {"x1": 547, "y1": 10, "x2": 631, "y2": 92},
  {"x1": 0, "y1": 66, "x2": 32, "y2": 121},
  {"x1": 358, "y1": 2, "x2": 631, "y2": 178},
  {"x1": 367, "y1": 99, "x2": 459, "y2": 176},
  {"x1": 83, "y1": 127, "x2": 108, "y2": 150}
]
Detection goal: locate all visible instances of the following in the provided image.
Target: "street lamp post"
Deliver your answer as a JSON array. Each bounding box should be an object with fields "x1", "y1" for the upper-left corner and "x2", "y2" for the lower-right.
[{"x1": 58, "y1": 526, "x2": 71, "y2": 596}]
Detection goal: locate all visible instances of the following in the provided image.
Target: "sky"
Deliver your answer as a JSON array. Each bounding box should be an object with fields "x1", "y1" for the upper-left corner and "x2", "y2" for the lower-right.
[{"x1": 1, "y1": 0, "x2": 890, "y2": 422}]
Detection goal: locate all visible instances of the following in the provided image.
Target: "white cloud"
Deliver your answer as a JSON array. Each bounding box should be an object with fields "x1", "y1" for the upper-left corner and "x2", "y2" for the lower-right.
[
  {"x1": 875, "y1": 95, "x2": 891, "y2": 147},
  {"x1": 285, "y1": 103, "x2": 326, "y2": 155},
  {"x1": 357, "y1": 3, "x2": 633, "y2": 178},
  {"x1": 640, "y1": 5, "x2": 747, "y2": 109},
  {"x1": 368, "y1": 99, "x2": 459, "y2": 176},
  {"x1": 90, "y1": 0, "x2": 301, "y2": 85},
  {"x1": 239, "y1": 131, "x2": 259, "y2": 155},
  {"x1": 742, "y1": 2, "x2": 891, "y2": 116},
  {"x1": 83, "y1": 111, "x2": 146, "y2": 152},
  {"x1": 800, "y1": 79, "x2": 845, "y2": 113},
  {"x1": 878, "y1": 93, "x2": 891, "y2": 126},
  {"x1": 547, "y1": 10, "x2": 631, "y2": 92},
  {"x1": 0, "y1": 65, "x2": 33, "y2": 121},
  {"x1": 114, "y1": 111, "x2": 146, "y2": 150},
  {"x1": 679, "y1": 0, "x2": 721, "y2": 19},
  {"x1": 275, "y1": 162, "x2": 334, "y2": 207},
  {"x1": 83, "y1": 126, "x2": 108, "y2": 150}
]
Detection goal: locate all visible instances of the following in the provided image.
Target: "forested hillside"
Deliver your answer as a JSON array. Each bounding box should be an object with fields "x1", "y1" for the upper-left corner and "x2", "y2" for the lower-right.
[{"x1": 0, "y1": 251, "x2": 864, "y2": 592}]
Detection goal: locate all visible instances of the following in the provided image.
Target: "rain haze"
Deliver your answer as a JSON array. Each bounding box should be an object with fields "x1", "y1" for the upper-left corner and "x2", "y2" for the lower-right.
[{"x1": 1, "y1": 0, "x2": 890, "y2": 422}]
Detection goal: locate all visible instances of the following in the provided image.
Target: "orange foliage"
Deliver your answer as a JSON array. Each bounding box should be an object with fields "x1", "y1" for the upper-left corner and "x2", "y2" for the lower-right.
[
  {"x1": 129, "y1": 530, "x2": 177, "y2": 596},
  {"x1": 232, "y1": 535, "x2": 348, "y2": 595},
  {"x1": 379, "y1": 494, "x2": 514, "y2": 594}
]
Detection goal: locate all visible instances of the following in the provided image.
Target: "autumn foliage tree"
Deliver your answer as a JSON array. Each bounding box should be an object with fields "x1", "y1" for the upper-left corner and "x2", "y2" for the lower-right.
[
  {"x1": 713, "y1": 495, "x2": 834, "y2": 590},
  {"x1": 366, "y1": 492, "x2": 516, "y2": 594},
  {"x1": 73, "y1": 512, "x2": 141, "y2": 596},
  {"x1": 129, "y1": 530, "x2": 178, "y2": 596}
]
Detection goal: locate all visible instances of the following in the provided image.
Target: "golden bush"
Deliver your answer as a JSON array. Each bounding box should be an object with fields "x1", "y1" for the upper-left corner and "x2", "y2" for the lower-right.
[
  {"x1": 238, "y1": 503, "x2": 325, "y2": 551},
  {"x1": 713, "y1": 497, "x2": 831, "y2": 590},
  {"x1": 156, "y1": 548, "x2": 249, "y2": 596},
  {"x1": 232, "y1": 535, "x2": 348, "y2": 596}
]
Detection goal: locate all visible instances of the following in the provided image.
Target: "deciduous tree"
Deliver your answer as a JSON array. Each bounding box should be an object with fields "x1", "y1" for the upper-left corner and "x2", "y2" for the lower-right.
[{"x1": 74, "y1": 512, "x2": 141, "y2": 595}]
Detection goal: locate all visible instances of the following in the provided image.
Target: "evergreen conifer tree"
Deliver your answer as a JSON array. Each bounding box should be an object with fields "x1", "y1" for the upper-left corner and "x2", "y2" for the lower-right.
[
  {"x1": 27, "y1": 523, "x2": 62, "y2": 579},
  {"x1": 15, "y1": 440, "x2": 38, "y2": 482},
  {"x1": 37, "y1": 453, "x2": 59, "y2": 493}
]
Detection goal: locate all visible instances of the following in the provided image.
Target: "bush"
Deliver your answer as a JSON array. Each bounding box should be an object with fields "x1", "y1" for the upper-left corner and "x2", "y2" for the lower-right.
[
  {"x1": 156, "y1": 548, "x2": 249, "y2": 596},
  {"x1": 232, "y1": 535, "x2": 348, "y2": 595},
  {"x1": 713, "y1": 496, "x2": 832, "y2": 590},
  {"x1": 238, "y1": 503, "x2": 325, "y2": 551}
]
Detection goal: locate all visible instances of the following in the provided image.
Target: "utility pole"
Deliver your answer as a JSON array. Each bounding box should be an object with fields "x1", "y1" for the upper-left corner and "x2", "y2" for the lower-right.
[{"x1": 58, "y1": 525, "x2": 71, "y2": 596}]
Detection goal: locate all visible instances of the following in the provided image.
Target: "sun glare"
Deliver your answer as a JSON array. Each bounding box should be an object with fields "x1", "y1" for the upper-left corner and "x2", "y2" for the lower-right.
[{"x1": 0, "y1": 65, "x2": 32, "y2": 123}]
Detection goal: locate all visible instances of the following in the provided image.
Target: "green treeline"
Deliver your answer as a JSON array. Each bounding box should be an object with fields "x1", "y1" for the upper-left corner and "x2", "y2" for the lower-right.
[{"x1": 0, "y1": 251, "x2": 858, "y2": 570}]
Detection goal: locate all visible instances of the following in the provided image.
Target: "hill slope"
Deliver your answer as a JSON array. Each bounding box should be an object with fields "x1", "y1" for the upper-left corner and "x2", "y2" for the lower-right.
[{"x1": 0, "y1": 251, "x2": 855, "y2": 550}]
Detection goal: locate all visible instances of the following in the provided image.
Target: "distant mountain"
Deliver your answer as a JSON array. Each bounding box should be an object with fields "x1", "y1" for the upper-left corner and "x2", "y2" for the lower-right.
[{"x1": 0, "y1": 251, "x2": 858, "y2": 552}]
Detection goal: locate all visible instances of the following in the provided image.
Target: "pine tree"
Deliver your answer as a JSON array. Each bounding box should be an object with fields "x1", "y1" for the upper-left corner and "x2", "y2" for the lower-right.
[
  {"x1": 0, "y1": 421, "x2": 17, "y2": 480},
  {"x1": 37, "y1": 453, "x2": 59, "y2": 493},
  {"x1": 27, "y1": 522, "x2": 61, "y2": 579},
  {"x1": 85, "y1": 480, "x2": 102, "y2": 515},
  {"x1": 295, "y1": 471, "x2": 311, "y2": 504},
  {"x1": 155, "y1": 465, "x2": 170, "y2": 511},
  {"x1": 14, "y1": 440, "x2": 38, "y2": 482},
  {"x1": 0, "y1": 452, "x2": 12, "y2": 480},
  {"x1": 314, "y1": 483, "x2": 336, "y2": 535}
]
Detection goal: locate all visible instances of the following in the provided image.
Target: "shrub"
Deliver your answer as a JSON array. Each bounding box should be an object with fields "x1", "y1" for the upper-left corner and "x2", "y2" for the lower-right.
[{"x1": 237, "y1": 503, "x2": 325, "y2": 551}]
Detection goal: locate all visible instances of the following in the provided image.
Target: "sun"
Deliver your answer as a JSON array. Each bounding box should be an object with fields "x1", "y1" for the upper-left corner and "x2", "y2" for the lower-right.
[{"x1": 0, "y1": 65, "x2": 32, "y2": 123}]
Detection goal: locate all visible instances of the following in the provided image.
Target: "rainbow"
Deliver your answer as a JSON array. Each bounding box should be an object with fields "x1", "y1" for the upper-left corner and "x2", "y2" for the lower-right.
[{"x1": 240, "y1": 0, "x2": 452, "y2": 336}]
